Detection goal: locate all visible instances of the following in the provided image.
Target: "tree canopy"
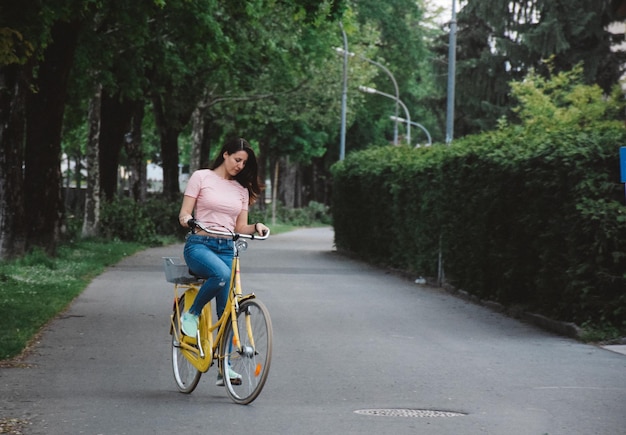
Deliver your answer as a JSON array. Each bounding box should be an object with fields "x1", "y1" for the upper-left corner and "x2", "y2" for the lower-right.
[
  {"x1": 438, "y1": 0, "x2": 626, "y2": 136},
  {"x1": 1, "y1": 0, "x2": 625, "y2": 259}
]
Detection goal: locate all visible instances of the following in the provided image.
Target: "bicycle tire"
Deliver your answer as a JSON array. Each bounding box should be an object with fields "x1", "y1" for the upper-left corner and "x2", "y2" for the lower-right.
[
  {"x1": 221, "y1": 298, "x2": 273, "y2": 405},
  {"x1": 171, "y1": 294, "x2": 202, "y2": 393}
]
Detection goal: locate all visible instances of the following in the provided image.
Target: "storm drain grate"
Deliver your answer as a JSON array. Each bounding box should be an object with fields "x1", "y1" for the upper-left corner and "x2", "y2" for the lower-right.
[{"x1": 354, "y1": 409, "x2": 466, "y2": 418}]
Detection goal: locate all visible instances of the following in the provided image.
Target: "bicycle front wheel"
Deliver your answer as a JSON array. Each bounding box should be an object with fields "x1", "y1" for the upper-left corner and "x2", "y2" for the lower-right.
[
  {"x1": 221, "y1": 298, "x2": 273, "y2": 405},
  {"x1": 172, "y1": 294, "x2": 202, "y2": 393}
]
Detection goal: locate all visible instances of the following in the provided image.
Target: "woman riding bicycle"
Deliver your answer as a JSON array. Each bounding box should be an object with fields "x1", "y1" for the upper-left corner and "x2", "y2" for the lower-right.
[{"x1": 178, "y1": 137, "x2": 269, "y2": 340}]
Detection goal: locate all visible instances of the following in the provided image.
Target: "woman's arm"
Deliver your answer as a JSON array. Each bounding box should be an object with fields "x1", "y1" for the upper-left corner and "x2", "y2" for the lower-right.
[
  {"x1": 178, "y1": 195, "x2": 196, "y2": 228},
  {"x1": 235, "y1": 210, "x2": 269, "y2": 235}
]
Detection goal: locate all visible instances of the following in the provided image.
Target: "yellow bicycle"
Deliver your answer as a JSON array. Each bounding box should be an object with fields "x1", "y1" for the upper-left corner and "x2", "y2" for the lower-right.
[{"x1": 163, "y1": 220, "x2": 272, "y2": 405}]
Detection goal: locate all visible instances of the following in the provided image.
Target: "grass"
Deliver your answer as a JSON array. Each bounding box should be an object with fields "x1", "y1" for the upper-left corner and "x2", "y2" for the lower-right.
[
  {"x1": 0, "y1": 225, "x2": 304, "y2": 362},
  {"x1": 0, "y1": 240, "x2": 147, "y2": 361}
]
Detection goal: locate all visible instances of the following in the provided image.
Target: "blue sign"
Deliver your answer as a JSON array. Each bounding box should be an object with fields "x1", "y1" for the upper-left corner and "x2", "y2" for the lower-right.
[{"x1": 622, "y1": 147, "x2": 626, "y2": 183}]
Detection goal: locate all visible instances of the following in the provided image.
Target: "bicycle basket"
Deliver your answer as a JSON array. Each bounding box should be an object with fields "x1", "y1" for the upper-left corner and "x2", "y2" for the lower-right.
[{"x1": 162, "y1": 257, "x2": 199, "y2": 284}]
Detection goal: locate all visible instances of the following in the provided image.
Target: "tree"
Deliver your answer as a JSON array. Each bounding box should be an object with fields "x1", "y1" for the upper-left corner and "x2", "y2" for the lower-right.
[
  {"x1": 330, "y1": 0, "x2": 439, "y2": 149},
  {"x1": 68, "y1": 0, "x2": 158, "y2": 206},
  {"x1": 0, "y1": 20, "x2": 35, "y2": 258},
  {"x1": 1, "y1": 0, "x2": 359, "y2": 258},
  {"x1": 0, "y1": 0, "x2": 91, "y2": 258},
  {"x1": 509, "y1": 63, "x2": 625, "y2": 132},
  {"x1": 0, "y1": 60, "x2": 28, "y2": 259},
  {"x1": 218, "y1": 0, "x2": 437, "y2": 208},
  {"x1": 186, "y1": 1, "x2": 349, "y2": 206},
  {"x1": 24, "y1": 19, "x2": 82, "y2": 254},
  {"x1": 438, "y1": 0, "x2": 626, "y2": 137},
  {"x1": 82, "y1": 84, "x2": 102, "y2": 238}
]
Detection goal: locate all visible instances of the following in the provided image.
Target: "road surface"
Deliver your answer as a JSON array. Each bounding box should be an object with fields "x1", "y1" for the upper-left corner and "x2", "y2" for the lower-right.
[{"x1": 1, "y1": 227, "x2": 624, "y2": 434}]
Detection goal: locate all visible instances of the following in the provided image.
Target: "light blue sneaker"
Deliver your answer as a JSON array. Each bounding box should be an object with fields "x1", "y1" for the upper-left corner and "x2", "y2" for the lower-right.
[
  {"x1": 180, "y1": 311, "x2": 199, "y2": 337},
  {"x1": 216, "y1": 367, "x2": 242, "y2": 386}
]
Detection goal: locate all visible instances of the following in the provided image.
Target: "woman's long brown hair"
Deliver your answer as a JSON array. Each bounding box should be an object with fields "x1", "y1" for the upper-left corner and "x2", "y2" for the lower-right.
[{"x1": 210, "y1": 137, "x2": 261, "y2": 204}]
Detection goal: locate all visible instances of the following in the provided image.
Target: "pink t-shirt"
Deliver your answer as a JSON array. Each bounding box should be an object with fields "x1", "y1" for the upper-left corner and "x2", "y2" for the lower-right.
[{"x1": 184, "y1": 169, "x2": 249, "y2": 232}]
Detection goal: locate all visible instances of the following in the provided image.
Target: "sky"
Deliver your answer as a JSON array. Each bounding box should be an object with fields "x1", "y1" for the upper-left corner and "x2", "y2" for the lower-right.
[{"x1": 427, "y1": 0, "x2": 458, "y2": 24}]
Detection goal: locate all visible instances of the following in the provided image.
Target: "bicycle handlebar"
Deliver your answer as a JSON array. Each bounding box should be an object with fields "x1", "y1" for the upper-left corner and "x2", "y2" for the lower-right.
[{"x1": 187, "y1": 219, "x2": 270, "y2": 240}]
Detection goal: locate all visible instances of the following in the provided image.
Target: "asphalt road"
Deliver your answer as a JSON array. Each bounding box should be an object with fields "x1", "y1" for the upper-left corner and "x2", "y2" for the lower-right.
[{"x1": 1, "y1": 227, "x2": 624, "y2": 435}]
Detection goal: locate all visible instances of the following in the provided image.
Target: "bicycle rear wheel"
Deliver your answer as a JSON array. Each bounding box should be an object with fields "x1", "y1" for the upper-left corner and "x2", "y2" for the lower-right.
[
  {"x1": 172, "y1": 294, "x2": 202, "y2": 393},
  {"x1": 221, "y1": 299, "x2": 273, "y2": 405}
]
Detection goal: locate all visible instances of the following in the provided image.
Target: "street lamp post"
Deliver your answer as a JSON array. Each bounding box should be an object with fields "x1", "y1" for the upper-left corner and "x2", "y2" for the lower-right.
[
  {"x1": 359, "y1": 85, "x2": 411, "y2": 146},
  {"x1": 339, "y1": 22, "x2": 348, "y2": 160},
  {"x1": 445, "y1": 0, "x2": 457, "y2": 144},
  {"x1": 334, "y1": 48, "x2": 400, "y2": 145},
  {"x1": 389, "y1": 116, "x2": 432, "y2": 147}
]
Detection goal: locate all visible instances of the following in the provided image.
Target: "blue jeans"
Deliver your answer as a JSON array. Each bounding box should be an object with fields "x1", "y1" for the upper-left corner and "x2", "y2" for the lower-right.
[{"x1": 183, "y1": 235, "x2": 234, "y2": 318}]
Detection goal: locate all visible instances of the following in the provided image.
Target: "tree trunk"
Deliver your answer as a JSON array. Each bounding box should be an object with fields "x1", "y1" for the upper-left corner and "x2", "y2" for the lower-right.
[
  {"x1": 200, "y1": 119, "x2": 212, "y2": 170},
  {"x1": 257, "y1": 138, "x2": 268, "y2": 210},
  {"x1": 190, "y1": 107, "x2": 217, "y2": 174},
  {"x1": 0, "y1": 63, "x2": 28, "y2": 259},
  {"x1": 161, "y1": 126, "x2": 182, "y2": 200},
  {"x1": 311, "y1": 155, "x2": 331, "y2": 205},
  {"x1": 278, "y1": 156, "x2": 297, "y2": 208},
  {"x1": 271, "y1": 159, "x2": 279, "y2": 226},
  {"x1": 82, "y1": 83, "x2": 102, "y2": 238},
  {"x1": 24, "y1": 20, "x2": 81, "y2": 255},
  {"x1": 152, "y1": 95, "x2": 182, "y2": 201},
  {"x1": 125, "y1": 101, "x2": 146, "y2": 202},
  {"x1": 295, "y1": 164, "x2": 302, "y2": 208},
  {"x1": 99, "y1": 93, "x2": 132, "y2": 201},
  {"x1": 189, "y1": 107, "x2": 217, "y2": 181},
  {"x1": 190, "y1": 106, "x2": 203, "y2": 174}
]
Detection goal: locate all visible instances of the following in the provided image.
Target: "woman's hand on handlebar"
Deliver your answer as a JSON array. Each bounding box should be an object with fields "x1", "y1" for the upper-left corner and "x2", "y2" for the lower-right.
[
  {"x1": 186, "y1": 218, "x2": 197, "y2": 229},
  {"x1": 179, "y1": 214, "x2": 194, "y2": 228},
  {"x1": 254, "y1": 222, "x2": 269, "y2": 237}
]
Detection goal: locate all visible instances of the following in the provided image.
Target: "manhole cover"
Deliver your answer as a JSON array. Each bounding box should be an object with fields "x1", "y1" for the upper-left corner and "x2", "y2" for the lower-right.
[{"x1": 354, "y1": 409, "x2": 466, "y2": 418}]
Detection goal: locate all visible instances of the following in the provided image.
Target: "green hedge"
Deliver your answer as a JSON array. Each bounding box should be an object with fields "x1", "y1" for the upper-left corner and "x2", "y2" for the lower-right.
[
  {"x1": 99, "y1": 196, "x2": 185, "y2": 244},
  {"x1": 331, "y1": 124, "x2": 626, "y2": 333}
]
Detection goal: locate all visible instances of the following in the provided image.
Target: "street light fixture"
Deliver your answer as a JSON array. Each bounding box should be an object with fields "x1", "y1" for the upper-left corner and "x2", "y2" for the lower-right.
[
  {"x1": 334, "y1": 48, "x2": 400, "y2": 145},
  {"x1": 389, "y1": 116, "x2": 432, "y2": 147},
  {"x1": 358, "y1": 85, "x2": 411, "y2": 145}
]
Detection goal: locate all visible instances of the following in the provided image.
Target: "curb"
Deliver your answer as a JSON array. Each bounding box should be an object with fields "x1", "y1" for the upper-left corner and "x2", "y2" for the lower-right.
[
  {"x1": 334, "y1": 249, "x2": 623, "y2": 345},
  {"x1": 440, "y1": 284, "x2": 583, "y2": 340}
]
